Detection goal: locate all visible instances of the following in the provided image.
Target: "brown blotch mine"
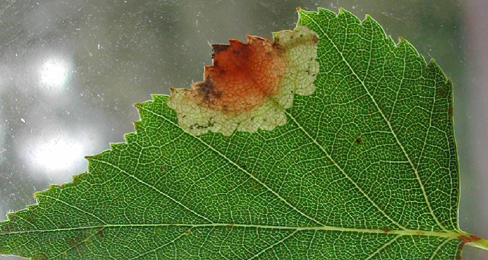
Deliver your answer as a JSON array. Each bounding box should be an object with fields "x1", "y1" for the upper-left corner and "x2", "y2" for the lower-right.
[
  {"x1": 167, "y1": 25, "x2": 319, "y2": 136},
  {"x1": 184, "y1": 35, "x2": 288, "y2": 113}
]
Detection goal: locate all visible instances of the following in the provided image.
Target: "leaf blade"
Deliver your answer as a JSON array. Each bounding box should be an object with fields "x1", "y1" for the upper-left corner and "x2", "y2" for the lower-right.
[{"x1": 0, "y1": 8, "x2": 472, "y2": 260}]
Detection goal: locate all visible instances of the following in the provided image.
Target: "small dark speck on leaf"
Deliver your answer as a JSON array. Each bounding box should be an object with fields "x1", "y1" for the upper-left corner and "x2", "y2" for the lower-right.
[
  {"x1": 381, "y1": 227, "x2": 391, "y2": 233},
  {"x1": 437, "y1": 84, "x2": 448, "y2": 98},
  {"x1": 96, "y1": 228, "x2": 104, "y2": 238},
  {"x1": 355, "y1": 136, "x2": 362, "y2": 145}
]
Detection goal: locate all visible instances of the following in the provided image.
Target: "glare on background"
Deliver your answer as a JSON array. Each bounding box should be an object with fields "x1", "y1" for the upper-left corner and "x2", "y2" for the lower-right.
[
  {"x1": 21, "y1": 133, "x2": 85, "y2": 181},
  {"x1": 38, "y1": 57, "x2": 72, "y2": 93}
]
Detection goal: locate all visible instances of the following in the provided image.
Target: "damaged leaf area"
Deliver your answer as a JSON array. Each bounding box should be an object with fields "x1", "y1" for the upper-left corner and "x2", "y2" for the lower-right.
[
  {"x1": 167, "y1": 25, "x2": 319, "y2": 136},
  {"x1": 2, "y1": 7, "x2": 488, "y2": 260}
]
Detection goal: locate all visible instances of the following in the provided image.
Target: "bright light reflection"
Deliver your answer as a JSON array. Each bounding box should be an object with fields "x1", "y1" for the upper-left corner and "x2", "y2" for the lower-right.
[
  {"x1": 25, "y1": 135, "x2": 84, "y2": 181},
  {"x1": 38, "y1": 58, "x2": 71, "y2": 93}
]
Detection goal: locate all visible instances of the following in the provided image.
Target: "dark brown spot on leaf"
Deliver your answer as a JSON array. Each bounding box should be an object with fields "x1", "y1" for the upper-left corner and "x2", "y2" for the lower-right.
[
  {"x1": 381, "y1": 227, "x2": 391, "y2": 233},
  {"x1": 96, "y1": 228, "x2": 104, "y2": 238},
  {"x1": 355, "y1": 136, "x2": 362, "y2": 145},
  {"x1": 437, "y1": 84, "x2": 448, "y2": 98}
]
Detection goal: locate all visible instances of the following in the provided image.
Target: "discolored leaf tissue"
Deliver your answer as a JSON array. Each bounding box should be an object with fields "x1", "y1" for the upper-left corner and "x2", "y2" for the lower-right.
[{"x1": 1, "y1": 8, "x2": 488, "y2": 260}]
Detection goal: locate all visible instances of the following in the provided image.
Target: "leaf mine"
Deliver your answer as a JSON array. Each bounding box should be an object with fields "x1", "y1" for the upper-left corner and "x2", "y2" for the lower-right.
[{"x1": 167, "y1": 25, "x2": 319, "y2": 136}]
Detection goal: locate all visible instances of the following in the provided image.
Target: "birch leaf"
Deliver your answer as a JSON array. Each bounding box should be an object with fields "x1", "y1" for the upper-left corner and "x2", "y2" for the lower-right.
[{"x1": 1, "y1": 8, "x2": 487, "y2": 260}]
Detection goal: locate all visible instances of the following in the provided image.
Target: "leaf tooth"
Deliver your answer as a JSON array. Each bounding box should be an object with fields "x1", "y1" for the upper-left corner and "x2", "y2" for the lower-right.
[
  {"x1": 337, "y1": 8, "x2": 361, "y2": 24},
  {"x1": 364, "y1": 14, "x2": 374, "y2": 22},
  {"x1": 124, "y1": 132, "x2": 137, "y2": 144},
  {"x1": 426, "y1": 59, "x2": 449, "y2": 84},
  {"x1": 151, "y1": 94, "x2": 166, "y2": 102},
  {"x1": 109, "y1": 142, "x2": 128, "y2": 151},
  {"x1": 398, "y1": 38, "x2": 422, "y2": 59},
  {"x1": 71, "y1": 172, "x2": 87, "y2": 185},
  {"x1": 313, "y1": 7, "x2": 335, "y2": 18}
]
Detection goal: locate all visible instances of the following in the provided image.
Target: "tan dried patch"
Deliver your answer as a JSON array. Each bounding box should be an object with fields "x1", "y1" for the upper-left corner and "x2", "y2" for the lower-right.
[{"x1": 167, "y1": 25, "x2": 319, "y2": 136}]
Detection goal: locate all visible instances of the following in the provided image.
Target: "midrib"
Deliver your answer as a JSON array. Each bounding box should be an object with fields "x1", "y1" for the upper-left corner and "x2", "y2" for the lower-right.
[
  {"x1": 6, "y1": 222, "x2": 488, "y2": 250},
  {"x1": 0, "y1": 222, "x2": 461, "y2": 240}
]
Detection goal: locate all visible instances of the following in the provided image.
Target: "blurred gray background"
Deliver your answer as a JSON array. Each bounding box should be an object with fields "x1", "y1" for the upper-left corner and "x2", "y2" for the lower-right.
[{"x1": 0, "y1": 0, "x2": 487, "y2": 259}]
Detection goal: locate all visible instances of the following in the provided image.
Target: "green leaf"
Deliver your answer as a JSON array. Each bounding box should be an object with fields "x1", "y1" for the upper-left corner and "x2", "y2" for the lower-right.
[{"x1": 1, "y1": 8, "x2": 487, "y2": 260}]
